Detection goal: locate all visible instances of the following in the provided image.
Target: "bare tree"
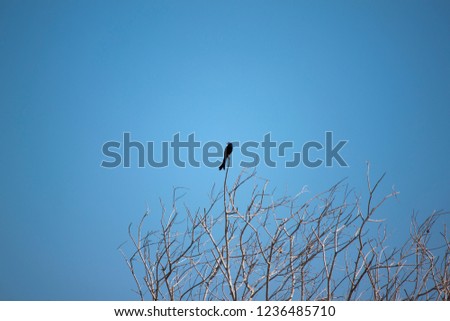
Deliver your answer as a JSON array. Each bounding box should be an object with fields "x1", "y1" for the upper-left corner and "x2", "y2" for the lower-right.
[{"x1": 119, "y1": 166, "x2": 449, "y2": 300}]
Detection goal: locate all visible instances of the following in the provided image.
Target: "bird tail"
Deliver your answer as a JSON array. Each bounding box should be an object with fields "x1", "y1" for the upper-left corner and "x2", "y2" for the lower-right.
[{"x1": 219, "y1": 161, "x2": 225, "y2": 170}]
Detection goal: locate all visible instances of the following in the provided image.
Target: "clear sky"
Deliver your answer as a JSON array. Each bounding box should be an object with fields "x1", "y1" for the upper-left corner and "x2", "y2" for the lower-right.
[{"x1": 0, "y1": 1, "x2": 449, "y2": 300}]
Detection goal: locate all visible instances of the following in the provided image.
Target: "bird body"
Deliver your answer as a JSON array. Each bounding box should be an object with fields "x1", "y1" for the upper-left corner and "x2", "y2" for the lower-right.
[{"x1": 219, "y1": 142, "x2": 233, "y2": 170}]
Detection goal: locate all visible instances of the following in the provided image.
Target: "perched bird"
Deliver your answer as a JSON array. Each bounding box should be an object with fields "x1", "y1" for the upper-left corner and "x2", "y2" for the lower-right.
[{"x1": 219, "y1": 142, "x2": 233, "y2": 170}]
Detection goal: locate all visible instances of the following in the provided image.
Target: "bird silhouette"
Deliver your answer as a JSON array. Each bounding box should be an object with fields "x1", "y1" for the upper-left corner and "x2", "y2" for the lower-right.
[{"x1": 219, "y1": 142, "x2": 233, "y2": 170}]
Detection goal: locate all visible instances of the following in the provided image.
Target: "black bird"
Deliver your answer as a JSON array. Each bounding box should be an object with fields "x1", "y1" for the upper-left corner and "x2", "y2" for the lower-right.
[{"x1": 219, "y1": 142, "x2": 233, "y2": 170}]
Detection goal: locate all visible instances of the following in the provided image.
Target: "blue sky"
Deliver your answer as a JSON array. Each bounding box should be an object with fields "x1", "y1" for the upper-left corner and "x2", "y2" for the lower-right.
[{"x1": 0, "y1": 1, "x2": 449, "y2": 300}]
